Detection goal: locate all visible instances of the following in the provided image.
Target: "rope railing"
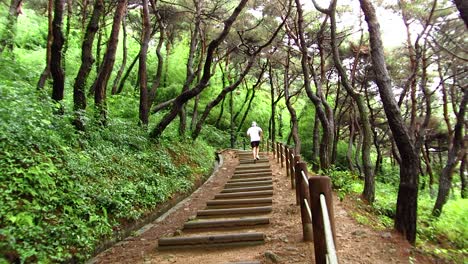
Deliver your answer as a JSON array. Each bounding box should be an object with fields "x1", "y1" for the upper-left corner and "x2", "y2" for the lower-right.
[{"x1": 271, "y1": 141, "x2": 338, "y2": 264}]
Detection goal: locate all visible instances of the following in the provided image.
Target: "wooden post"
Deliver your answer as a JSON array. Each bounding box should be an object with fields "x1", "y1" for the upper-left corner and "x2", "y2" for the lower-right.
[
  {"x1": 272, "y1": 140, "x2": 275, "y2": 157},
  {"x1": 309, "y1": 176, "x2": 336, "y2": 264},
  {"x1": 276, "y1": 142, "x2": 280, "y2": 163},
  {"x1": 285, "y1": 147, "x2": 290, "y2": 178},
  {"x1": 280, "y1": 143, "x2": 284, "y2": 168},
  {"x1": 293, "y1": 155, "x2": 301, "y2": 194},
  {"x1": 290, "y1": 148, "x2": 297, "y2": 189},
  {"x1": 295, "y1": 162, "x2": 313, "y2": 241}
]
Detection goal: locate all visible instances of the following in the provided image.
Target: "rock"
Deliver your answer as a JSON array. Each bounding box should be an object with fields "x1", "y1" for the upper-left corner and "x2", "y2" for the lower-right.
[
  {"x1": 173, "y1": 229, "x2": 183, "y2": 236},
  {"x1": 381, "y1": 232, "x2": 392, "y2": 239},
  {"x1": 279, "y1": 235, "x2": 289, "y2": 243},
  {"x1": 264, "y1": 251, "x2": 281, "y2": 263},
  {"x1": 285, "y1": 246, "x2": 298, "y2": 252},
  {"x1": 351, "y1": 230, "x2": 367, "y2": 237}
]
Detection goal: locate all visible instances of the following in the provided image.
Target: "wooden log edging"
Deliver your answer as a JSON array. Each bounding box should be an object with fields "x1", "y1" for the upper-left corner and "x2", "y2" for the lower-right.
[
  {"x1": 89, "y1": 152, "x2": 224, "y2": 260},
  {"x1": 214, "y1": 190, "x2": 273, "y2": 199},
  {"x1": 197, "y1": 205, "x2": 272, "y2": 216},
  {"x1": 183, "y1": 217, "x2": 270, "y2": 229},
  {"x1": 206, "y1": 197, "x2": 272, "y2": 206},
  {"x1": 158, "y1": 232, "x2": 265, "y2": 248},
  {"x1": 221, "y1": 185, "x2": 273, "y2": 193}
]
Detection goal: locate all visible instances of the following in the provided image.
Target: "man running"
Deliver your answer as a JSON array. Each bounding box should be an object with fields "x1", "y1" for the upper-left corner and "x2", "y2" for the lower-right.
[{"x1": 246, "y1": 121, "x2": 263, "y2": 161}]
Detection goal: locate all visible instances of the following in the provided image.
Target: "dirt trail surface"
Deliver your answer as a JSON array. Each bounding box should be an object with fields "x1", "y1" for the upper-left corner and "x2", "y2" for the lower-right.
[{"x1": 90, "y1": 150, "x2": 433, "y2": 264}]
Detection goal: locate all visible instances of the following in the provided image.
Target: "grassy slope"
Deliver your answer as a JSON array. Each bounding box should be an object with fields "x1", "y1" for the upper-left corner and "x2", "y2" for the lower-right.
[{"x1": 0, "y1": 56, "x2": 218, "y2": 262}]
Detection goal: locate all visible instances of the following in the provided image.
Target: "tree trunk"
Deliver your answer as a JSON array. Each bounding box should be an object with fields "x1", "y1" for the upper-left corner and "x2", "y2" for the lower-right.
[
  {"x1": 284, "y1": 47, "x2": 300, "y2": 154},
  {"x1": 149, "y1": 0, "x2": 250, "y2": 139},
  {"x1": 138, "y1": 0, "x2": 151, "y2": 126},
  {"x1": 191, "y1": 56, "x2": 258, "y2": 140},
  {"x1": 295, "y1": 0, "x2": 333, "y2": 170},
  {"x1": 72, "y1": 0, "x2": 103, "y2": 130},
  {"x1": 62, "y1": 0, "x2": 72, "y2": 74},
  {"x1": 327, "y1": 0, "x2": 374, "y2": 201},
  {"x1": 148, "y1": 11, "x2": 165, "y2": 106},
  {"x1": 0, "y1": 0, "x2": 23, "y2": 56},
  {"x1": 37, "y1": 0, "x2": 54, "y2": 90},
  {"x1": 461, "y1": 153, "x2": 467, "y2": 198},
  {"x1": 454, "y1": 0, "x2": 468, "y2": 27},
  {"x1": 312, "y1": 112, "x2": 320, "y2": 172},
  {"x1": 360, "y1": 0, "x2": 419, "y2": 244},
  {"x1": 432, "y1": 88, "x2": 467, "y2": 216},
  {"x1": 93, "y1": 0, "x2": 127, "y2": 125},
  {"x1": 268, "y1": 71, "x2": 274, "y2": 143},
  {"x1": 117, "y1": 52, "x2": 139, "y2": 94},
  {"x1": 179, "y1": 2, "x2": 202, "y2": 136},
  {"x1": 50, "y1": 0, "x2": 66, "y2": 103},
  {"x1": 111, "y1": 13, "x2": 128, "y2": 95},
  {"x1": 233, "y1": 81, "x2": 251, "y2": 123},
  {"x1": 347, "y1": 110, "x2": 356, "y2": 173}
]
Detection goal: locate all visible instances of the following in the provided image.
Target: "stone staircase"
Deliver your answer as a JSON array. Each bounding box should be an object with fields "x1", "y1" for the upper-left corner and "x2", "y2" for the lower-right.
[{"x1": 158, "y1": 150, "x2": 273, "y2": 252}]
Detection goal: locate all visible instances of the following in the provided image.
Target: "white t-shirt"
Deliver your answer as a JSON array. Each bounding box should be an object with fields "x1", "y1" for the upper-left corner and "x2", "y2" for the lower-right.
[{"x1": 247, "y1": 126, "x2": 262, "y2": 142}]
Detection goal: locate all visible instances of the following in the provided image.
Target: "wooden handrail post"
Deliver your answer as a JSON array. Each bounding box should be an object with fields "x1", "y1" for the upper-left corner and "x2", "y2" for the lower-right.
[
  {"x1": 290, "y1": 148, "x2": 296, "y2": 189},
  {"x1": 308, "y1": 176, "x2": 336, "y2": 264},
  {"x1": 272, "y1": 140, "x2": 275, "y2": 157},
  {"x1": 295, "y1": 162, "x2": 313, "y2": 241},
  {"x1": 276, "y1": 142, "x2": 280, "y2": 163},
  {"x1": 280, "y1": 143, "x2": 284, "y2": 168},
  {"x1": 285, "y1": 147, "x2": 290, "y2": 178},
  {"x1": 293, "y1": 155, "x2": 301, "y2": 194}
]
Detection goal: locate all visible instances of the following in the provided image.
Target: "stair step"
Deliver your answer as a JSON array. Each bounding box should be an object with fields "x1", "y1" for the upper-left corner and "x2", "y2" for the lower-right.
[
  {"x1": 231, "y1": 173, "x2": 272, "y2": 180},
  {"x1": 207, "y1": 198, "x2": 272, "y2": 206},
  {"x1": 221, "y1": 185, "x2": 273, "y2": 193},
  {"x1": 239, "y1": 159, "x2": 269, "y2": 164},
  {"x1": 215, "y1": 190, "x2": 273, "y2": 199},
  {"x1": 225, "y1": 180, "x2": 272, "y2": 188},
  {"x1": 158, "y1": 232, "x2": 265, "y2": 249},
  {"x1": 227, "y1": 177, "x2": 272, "y2": 183},
  {"x1": 184, "y1": 217, "x2": 269, "y2": 229},
  {"x1": 197, "y1": 206, "x2": 272, "y2": 216},
  {"x1": 235, "y1": 165, "x2": 270, "y2": 171},
  {"x1": 234, "y1": 168, "x2": 272, "y2": 175}
]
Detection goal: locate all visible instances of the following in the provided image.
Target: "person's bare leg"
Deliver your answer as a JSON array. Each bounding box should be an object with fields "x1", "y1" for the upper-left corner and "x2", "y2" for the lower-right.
[
  {"x1": 252, "y1": 147, "x2": 256, "y2": 159},
  {"x1": 255, "y1": 147, "x2": 260, "y2": 159}
]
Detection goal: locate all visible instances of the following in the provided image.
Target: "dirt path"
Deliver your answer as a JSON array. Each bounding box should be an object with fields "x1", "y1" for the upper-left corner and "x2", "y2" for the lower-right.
[{"x1": 90, "y1": 150, "x2": 433, "y2": 264}]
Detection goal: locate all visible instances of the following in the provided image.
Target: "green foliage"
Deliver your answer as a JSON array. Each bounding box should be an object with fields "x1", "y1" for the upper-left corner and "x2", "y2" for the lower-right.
[
  {"x1": 0, "y1": 58, "x2": 215, "y2": 262},
  {"x1": 328, "y1": 168, "x2": 361, "y2": 200}
]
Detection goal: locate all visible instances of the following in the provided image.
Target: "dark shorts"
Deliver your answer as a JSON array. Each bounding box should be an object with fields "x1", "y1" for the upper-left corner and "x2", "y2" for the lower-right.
[{"x1": 251, "y1": 141, "x2": 260, "y2": 148}]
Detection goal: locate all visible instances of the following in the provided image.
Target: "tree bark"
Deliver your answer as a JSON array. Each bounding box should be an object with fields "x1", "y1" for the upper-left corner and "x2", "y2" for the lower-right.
[
  {"x1": 284, "y1": 46, "x2": 300, "y2": 154},
  {"x1": 454, "y1": 0, "x2": 468, "y2": 27},
  {"x1": 149, "y1": 0, "x2": 250, "y2": 139},
  {"x1": 50, "y1": 0, "x2": 66, "y2": 103},
  {"x1": 138, "y1": 0, "x2": 151, "y2": 126},
  {"x1": 117, "y1": 52, "x2": 139, "y2": 94},
  {"x1": 360, "y1": 0, "x2": 420, "y2": 244},
  {"x1": 93, "y1": 0, "x2": 128, "y2": 125},
  {"x1": 0, "y1": 0, "x2": 23, "y2": 56},
  {"x1": 72, "y1": 0, "x2": 103, "y2": 130},
  {"x1": 296, "y1": 0, "x2": 334, "y2": 170},
  {"x1": 432, "y1": 88, "x2": 467, "y2": 216},
  {"x1": 111, "y1": 13, "x2": 128, "y2": 95},
  {"x1": 179, "y1": 1, "x2": 202, "y2": 136},
  {"x1": 327, "y1": 0, "x2": 374, "y2": 202},
  {"x1": 37, "y1": 0, "x2": 54, "y2": 90}
]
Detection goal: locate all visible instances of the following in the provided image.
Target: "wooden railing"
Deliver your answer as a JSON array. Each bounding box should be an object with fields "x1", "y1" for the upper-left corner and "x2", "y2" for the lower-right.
[{"x1": 268, "y1": 140, "x2": 338, "y2": 264}]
